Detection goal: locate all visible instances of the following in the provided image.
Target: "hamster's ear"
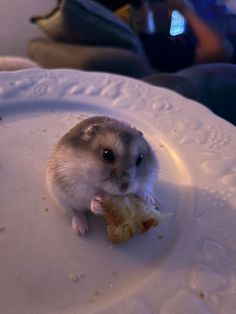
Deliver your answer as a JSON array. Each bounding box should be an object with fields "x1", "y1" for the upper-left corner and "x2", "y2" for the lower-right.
[
  {"x1": 133, "y1": 127, "x2": 143, "y2": 137},
  {"x1": 82, "y1": 124, "x2": 101, "y2": 140}
]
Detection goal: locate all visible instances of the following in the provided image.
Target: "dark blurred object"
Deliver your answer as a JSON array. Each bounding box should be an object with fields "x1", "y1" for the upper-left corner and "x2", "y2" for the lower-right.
[
  {"x1": 95, "y1": 0, "x2": 142, "y2": 11},
  {"x1": 135, "y1": 1, "x2": 156, "y2": 34},
  {"x1": 144, "y1": 63, "x2": 236, "y2": 126},
  {"x1": 141, "y1": 0, "x2": 233, "y2": 72},
  {"x1": 29, "y1": 0, "x2": 236, "y2": 125},
  {"x1": 139, "y1": 32, "x2": 195, "y2": 72}
]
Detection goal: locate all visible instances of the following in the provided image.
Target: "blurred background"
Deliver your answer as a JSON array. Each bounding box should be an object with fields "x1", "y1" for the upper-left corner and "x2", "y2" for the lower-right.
[
  {"x1": 1, "y1": 0, "x2": 235, "y2": 58},
  {"x1": 0, "y1": 1, "x2": 235, "y2": 125},
  {"x1": 0, "y1": 0, "x2": 54, "y2": 56}
]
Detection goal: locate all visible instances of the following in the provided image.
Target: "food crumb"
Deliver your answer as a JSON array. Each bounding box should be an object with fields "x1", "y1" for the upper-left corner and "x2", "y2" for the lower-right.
[
  {"x1": 88, "y1": 290, "x2": 102, "y2": 303},
  {"x1": 68, "y1": 271, "x2": 85, "y2": 282},
  {"x1": 199, "y1": 292, "x2": 205, "y2": 299},
  {"x1": 79, "y1": 272, "x2": 85, "y2": 279},
  {"x1": 68, "y1": 273, "x2": 79, "y2": 282},
  {"x1": 109, "y1": 283, "x2": 114, "y2": 289},
  {"x1": 112, "y1": 272, "x2": 117, "y2": 276},
  {"x1": 159, "y1": 144, "x2": 164, "y2": 148},
  {"x1": 94, "y1": 290, "x2": 102, "y2": 296},
  {"x1": 80, "y1": 113, "x2": 87, "y2": 118},
  {"x1": 77, "y1": 113, "x2": 88, "y2": 121},
  {"x1": 41, "y1": 127, "x2": 46, "y2": 132},
  {"x1": 44, "y1": 208, "x2": 49, "y2": 212},
  {"x1": 0, "y1": 227, "x2": 5, "y2": 232}
]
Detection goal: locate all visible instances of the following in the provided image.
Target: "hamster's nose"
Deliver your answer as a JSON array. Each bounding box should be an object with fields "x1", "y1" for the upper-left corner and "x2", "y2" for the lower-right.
[{"x1": 120, "y1": 182, "x2": 129, "y2": 193}]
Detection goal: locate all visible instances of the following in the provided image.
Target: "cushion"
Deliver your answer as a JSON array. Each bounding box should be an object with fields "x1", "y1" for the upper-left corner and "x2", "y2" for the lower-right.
[
  {"x1": 30, "y1": 0, "x2": 144, "y2": 56},
  {"x1": 28, "y1": 38, "x2": 152, "y2": 78},
  {"x1": 144, "y1": 63, "x2": 236, "y2": 126},
  {"x1": 0, "y1": 56, "x2": 40, "y2": 71}
]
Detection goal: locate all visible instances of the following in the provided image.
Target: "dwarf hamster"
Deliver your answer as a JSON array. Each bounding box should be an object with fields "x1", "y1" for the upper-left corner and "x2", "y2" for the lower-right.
[{"x1": 46, "y1": 116, "x2": 158, "y2": 236}]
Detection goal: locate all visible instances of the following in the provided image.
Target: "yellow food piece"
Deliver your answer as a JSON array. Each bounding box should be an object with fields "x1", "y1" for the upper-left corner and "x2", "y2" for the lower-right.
[{"x1": 101, "y1": 195, "x2": 160, "y2": 244}]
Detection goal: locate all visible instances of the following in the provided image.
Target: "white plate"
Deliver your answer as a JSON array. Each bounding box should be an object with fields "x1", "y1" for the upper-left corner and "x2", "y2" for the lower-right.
[{"x1": 0, "y1": 69, "x2": 236, "y2": 314}]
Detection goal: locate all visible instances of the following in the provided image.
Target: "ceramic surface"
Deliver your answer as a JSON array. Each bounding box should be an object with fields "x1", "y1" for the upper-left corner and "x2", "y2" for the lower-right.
[{"x1": 0, "y1": 69, "x2": 236, "y2": 314}]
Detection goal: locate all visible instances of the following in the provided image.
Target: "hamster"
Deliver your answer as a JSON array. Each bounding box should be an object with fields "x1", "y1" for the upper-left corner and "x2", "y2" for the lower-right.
[{"x1": 46, "y1": 116, "x2": 158, "y2": 236}]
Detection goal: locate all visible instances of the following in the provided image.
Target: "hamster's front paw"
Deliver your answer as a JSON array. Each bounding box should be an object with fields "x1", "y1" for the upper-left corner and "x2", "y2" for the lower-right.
[
  {"x1": 72, "y1": 212, "x2": 89, "y2": 236},
  {"x1": 90, "y1": 195, "x2": 105, "y2": 216}
]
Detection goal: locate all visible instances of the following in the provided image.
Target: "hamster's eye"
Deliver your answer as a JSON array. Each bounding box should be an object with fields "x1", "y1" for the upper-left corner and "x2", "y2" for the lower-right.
[
  {"x1": 103, "y1": 149, "x2": 115, "y2": 163},
  {"x1": 136, "y1": 154, "x2": 143, "y2": 166}
]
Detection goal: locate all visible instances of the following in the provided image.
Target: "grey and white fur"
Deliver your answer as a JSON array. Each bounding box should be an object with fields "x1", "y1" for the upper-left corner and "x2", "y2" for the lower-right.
[{"x1": 46, "y1": 116, "x2": 158, "y2": 236}]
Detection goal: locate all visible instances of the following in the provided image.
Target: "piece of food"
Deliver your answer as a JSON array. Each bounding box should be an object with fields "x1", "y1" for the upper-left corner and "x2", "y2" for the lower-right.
[{"x1": 101, "y1": 195, "x2": 160, "y2": 244}]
